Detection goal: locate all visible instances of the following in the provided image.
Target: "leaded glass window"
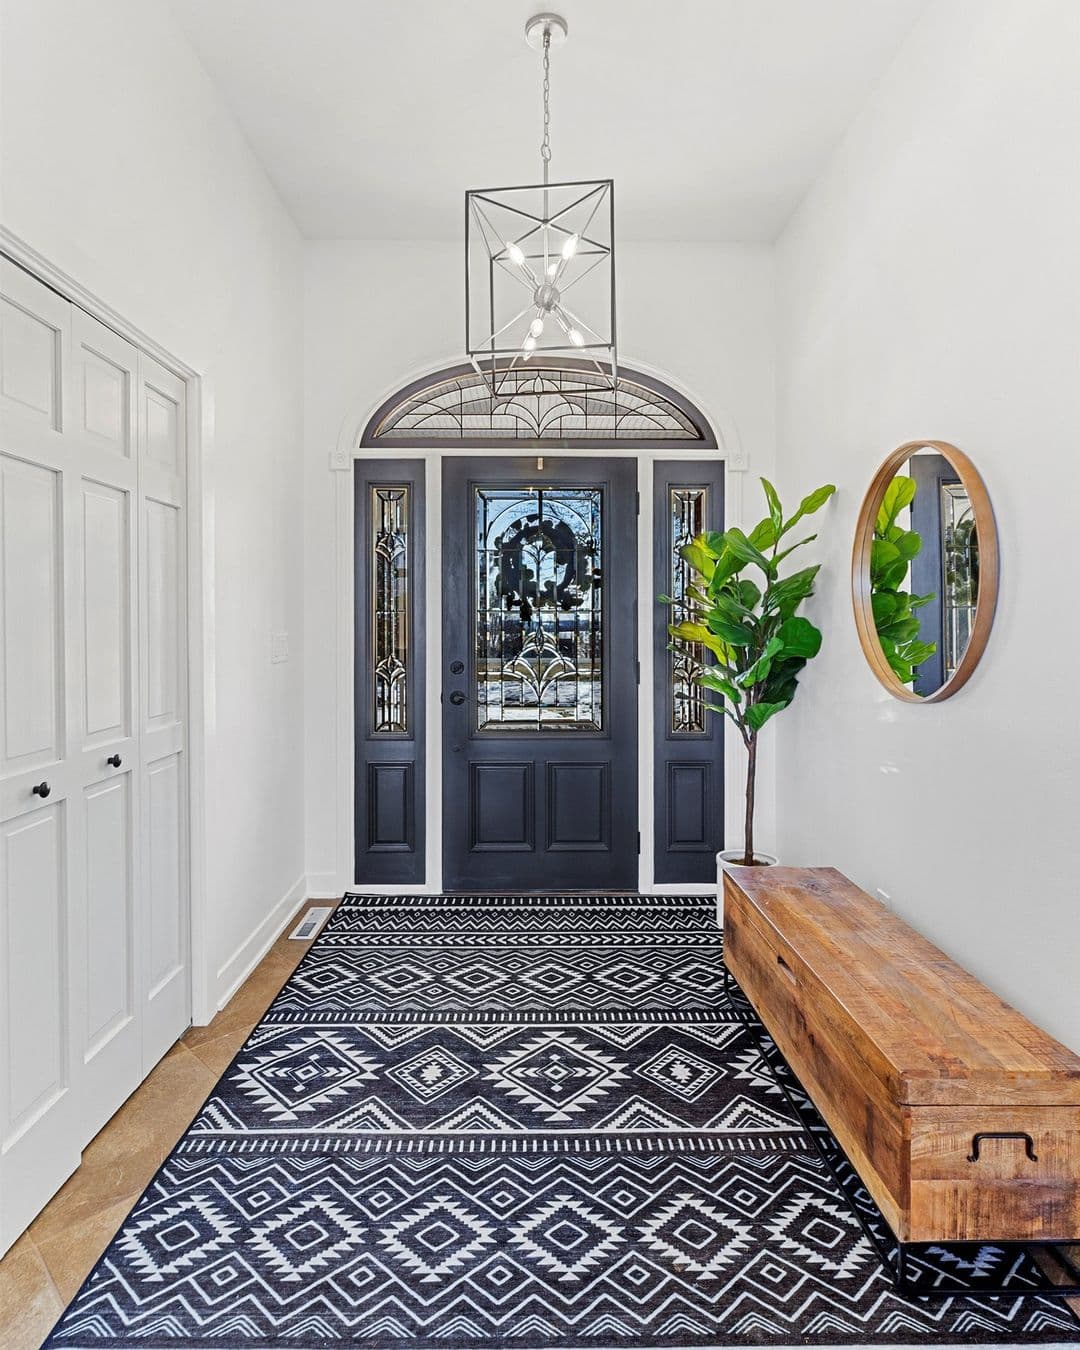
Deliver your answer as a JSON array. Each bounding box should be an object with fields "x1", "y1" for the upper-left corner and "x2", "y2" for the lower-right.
[
  {"x1": 670, "y1": 486, "x2": 708, "y2": 734},
  {"x1": 941, "y1": 481, "x2": 977, "y2": 681},
  {"x1": 372, "y1": 486, "x2": 409, "y2": 733},
  {"x1": 475, "y1": 486, "x2": 603, "y2": 731}
]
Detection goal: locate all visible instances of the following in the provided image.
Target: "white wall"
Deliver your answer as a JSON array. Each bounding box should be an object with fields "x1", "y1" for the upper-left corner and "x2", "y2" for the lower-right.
[
  {"x1": 0, "y1": 0, "x2": 307, "y2": 1011},
  {"x1": 775, "y1": 0, "x2": 1080, "y2": 1047},
  {"x1": 303, "y1": 240, "x2": 777, "y2": 892}
]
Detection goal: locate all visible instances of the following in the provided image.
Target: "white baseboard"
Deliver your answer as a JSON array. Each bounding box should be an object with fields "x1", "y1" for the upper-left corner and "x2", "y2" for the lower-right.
[{"x1": 209, "y1": 873, "x2": 308, "y2": 1018}]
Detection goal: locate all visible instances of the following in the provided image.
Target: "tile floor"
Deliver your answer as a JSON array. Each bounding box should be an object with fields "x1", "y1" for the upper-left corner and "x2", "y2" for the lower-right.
[{"x1": 0, "y1": 898, "x2": 329, "y2": 1350}]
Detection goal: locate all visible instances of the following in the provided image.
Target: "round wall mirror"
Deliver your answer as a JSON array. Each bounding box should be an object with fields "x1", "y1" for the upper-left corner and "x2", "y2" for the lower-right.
[{"x1": 852, "y1": 441, "x2": 998, "y2": 702}]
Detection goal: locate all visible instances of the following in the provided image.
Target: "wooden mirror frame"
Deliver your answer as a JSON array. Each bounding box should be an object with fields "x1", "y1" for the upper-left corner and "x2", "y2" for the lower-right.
[{"x1": 852, "y1": 440, "x2": 999, "y2": 703}]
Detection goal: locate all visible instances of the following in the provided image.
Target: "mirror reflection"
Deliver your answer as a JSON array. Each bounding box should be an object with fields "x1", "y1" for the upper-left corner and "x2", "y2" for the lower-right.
[{"x1": 871, "y1": 449, "x2": 979, "y2": 698}]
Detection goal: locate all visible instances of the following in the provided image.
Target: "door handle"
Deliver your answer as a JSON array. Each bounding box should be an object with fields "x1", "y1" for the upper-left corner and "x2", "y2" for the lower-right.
[
  {"x1": 106, "y1": 754, "x2": 122, "y2": 768},
  {"x1": 31, "y1": 781, "x2": 51, "y2": 799},
  {"x1": 448, "y1": 690, "x2": 467, "y2": 706}
]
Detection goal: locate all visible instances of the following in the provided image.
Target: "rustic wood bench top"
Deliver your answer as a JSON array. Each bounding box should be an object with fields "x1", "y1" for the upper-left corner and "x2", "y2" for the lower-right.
[{"x1": 727, "y1": 866, "x2": 1080, "y2": 1106}]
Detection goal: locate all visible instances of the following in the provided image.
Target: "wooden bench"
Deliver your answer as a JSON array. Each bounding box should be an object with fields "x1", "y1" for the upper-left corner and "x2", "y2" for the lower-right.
[{"x1": 723, "y1": 865, "x2": 1080, "y2": 1252}]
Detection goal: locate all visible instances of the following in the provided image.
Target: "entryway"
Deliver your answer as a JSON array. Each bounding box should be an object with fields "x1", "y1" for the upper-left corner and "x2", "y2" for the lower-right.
[{"x1": 350, "y1": 362, "x2": 727, "y2": 893}]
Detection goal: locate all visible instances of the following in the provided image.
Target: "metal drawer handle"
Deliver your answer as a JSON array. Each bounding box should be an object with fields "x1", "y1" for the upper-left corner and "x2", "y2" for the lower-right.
[
  {"x1": 967, "y1": 1131, "x2": 1038, "y2": 1164},
  {"x1": 31, "y1": 781, "x2": 51, "y2": 799}
]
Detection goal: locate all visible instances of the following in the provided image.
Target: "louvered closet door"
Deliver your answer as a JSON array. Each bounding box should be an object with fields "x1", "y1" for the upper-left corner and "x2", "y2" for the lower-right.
[{"x1": 0, "y1": 263, "x2": 189, "y2": 1253}]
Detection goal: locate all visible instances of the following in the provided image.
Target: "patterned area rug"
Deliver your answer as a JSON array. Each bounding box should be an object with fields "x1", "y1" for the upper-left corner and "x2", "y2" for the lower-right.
[{"x1": 46, "y1": 895, "x2": 1080, "y2": 1347}]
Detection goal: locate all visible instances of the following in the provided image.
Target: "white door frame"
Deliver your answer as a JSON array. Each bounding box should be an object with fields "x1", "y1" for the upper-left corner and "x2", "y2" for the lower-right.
[
  {"x1": 1, "y1": 227, "x2": 214, "y2": 1025},
  {"x1": 326, "y1": 357, "x2": 754, "y2": 897}
]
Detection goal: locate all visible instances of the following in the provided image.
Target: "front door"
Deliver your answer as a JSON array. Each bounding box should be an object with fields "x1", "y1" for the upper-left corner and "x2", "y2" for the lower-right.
[{"x1": 442, "y1": 457, "x2": 638, "y2": 891}]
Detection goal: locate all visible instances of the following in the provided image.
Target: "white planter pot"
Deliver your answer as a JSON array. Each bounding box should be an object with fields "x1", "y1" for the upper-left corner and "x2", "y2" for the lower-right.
[{"x1": 716, "y1": 849, "x2": 779, "y2": 928}]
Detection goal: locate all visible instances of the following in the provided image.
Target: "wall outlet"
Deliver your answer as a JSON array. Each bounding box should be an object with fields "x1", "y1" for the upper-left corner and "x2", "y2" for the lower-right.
[
  {"x1": 876, "y1": 887, "x2": 892, "y2": 909},
  {"x1": 271, "y1": 632, "x2": 290, "y2": 663}
]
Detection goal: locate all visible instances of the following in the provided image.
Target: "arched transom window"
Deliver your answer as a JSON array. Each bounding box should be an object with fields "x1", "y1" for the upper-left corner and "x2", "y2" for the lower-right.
[{"x1": 361, "y1": 363, "x2": 716, "y2": 447}]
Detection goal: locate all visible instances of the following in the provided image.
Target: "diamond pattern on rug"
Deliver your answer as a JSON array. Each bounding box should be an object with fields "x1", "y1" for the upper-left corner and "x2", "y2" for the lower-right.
[{"x1": 44, "y1": 894, "x2": 1080, "y2": 1348}]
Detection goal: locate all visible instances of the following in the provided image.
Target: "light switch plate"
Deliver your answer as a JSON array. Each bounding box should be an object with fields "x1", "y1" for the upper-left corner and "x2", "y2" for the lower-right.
[{"x1": 271, "y1": 632, "x2": 290, "y2": 663}]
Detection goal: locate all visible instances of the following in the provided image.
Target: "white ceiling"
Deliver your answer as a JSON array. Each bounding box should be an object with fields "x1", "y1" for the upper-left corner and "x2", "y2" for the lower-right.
[{"x1": 169, "y1": 0, "x2": 927, "y2": 242}]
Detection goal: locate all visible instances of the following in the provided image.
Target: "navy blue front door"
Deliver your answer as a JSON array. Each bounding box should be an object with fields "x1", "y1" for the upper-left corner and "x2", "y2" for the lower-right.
[{"x1": 442, "y1": 457, "x2": 639, "y2": 892}]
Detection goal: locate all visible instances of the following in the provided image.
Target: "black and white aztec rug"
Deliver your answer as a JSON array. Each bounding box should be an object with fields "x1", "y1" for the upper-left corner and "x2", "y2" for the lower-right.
[{"x1": 45, "y1": 894, "x2": 1080, "y2": 1348}]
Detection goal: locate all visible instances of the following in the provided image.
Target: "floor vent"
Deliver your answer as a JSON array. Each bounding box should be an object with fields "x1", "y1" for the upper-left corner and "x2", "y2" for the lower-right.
[{"x1": 289, "y1": 906, "x2": 332, "y2": 940}]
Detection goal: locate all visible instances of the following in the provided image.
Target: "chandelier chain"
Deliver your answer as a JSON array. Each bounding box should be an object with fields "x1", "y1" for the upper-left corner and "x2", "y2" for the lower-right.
[{"x1": 540, "y1": 29, "x2": 552, "y2": 183}]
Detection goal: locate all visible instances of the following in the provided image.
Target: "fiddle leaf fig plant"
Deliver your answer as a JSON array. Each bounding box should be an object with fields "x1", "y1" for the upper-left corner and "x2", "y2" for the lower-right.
[
  {"x1": 870, "y1": 475, "x2": 937, "y2": 684},
  {"x1": 662, "y1": 478, "x2": 836, "y2": 866}
]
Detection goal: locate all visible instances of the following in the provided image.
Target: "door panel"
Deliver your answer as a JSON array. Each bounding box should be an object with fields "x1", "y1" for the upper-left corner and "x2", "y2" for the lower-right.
[
  {"x1": 83, "y1": 774, "x2": 133, "y2": 1059},
  {"x1": 653, "y1": 460, "x2": 725, "y2": 883},
  {"x1": 143, "y1": 498, "x2": 181, "y2": 727},
  {"x1": 1, "y1": 803, "x2": 67, "y2": 1146},
  {"x1": 443, "y1": 457, "x2": 637, "y2": 892},
  {"x1": 0, "y1": 455, "x2": 63, "y2": 774},
  {"x1": 82, "y1": 482, "x2": 131, "y2": 746}
]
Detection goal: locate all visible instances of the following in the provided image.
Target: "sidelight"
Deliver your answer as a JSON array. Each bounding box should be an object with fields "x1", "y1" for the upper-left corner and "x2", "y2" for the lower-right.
[
  {"x1": 669, "y1": 486, "x2": 708, "y2": 734},
  {"x1": 372, "y1": 486, "x2": 409, "y2": 734},
  {"x1": 475, "y1": 485, "x2": 603, "y2": 731}
]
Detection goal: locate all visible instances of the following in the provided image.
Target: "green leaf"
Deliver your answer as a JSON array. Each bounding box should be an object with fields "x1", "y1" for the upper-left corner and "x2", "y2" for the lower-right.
[
  {"x1": 746, "y1": 700, "x2": 789, "y2": 732},
  {"x1": 747, "y1": 517, "x2": 777, "y2": 550},
  {"x1": 679, "y1": 541, "x2": 715, "y2": 581},
  {"x1": 736, "y1": 636, "x2": 784, "y2": 688},
  {"x1": 696, "y1": 670, "x2": 742, "y2": 703},
  {"x1": 668, "y1": 621, "x2": 732, "y2": 663},
  {"x1": 876, "y1": 475, "x2": 916, "y2": 533},
  {"x1": 871, "y1": 592, "x2": 899, "y2": 625},
  {"x1": 870, "y1": 538, "x2": 901, "y2": 573},
  {"x1": 736, "y1": 578, "x2": 762, "y2": 611},
  {"x1": 772, "y1": 533, "x2": 818, "y2": 568},
  {"x1": 761, "y1": 478, "x2": 783, "y2": 533},
  {"x1": 776, "y1": 615, "x2": 822, "y2": 659},
  {"x1": 700, "y1": 531, "x2": 726, "y2": 557},
  {"x1": 765, "y1": 565, "x2": 820, "y2": 620},
  {"x1": 894, "y1": 529, "x2": 923, "y2": 562},
  {"x1": 723, "y1": 527, "x2": 774, "y2": 577},
  {"x1": 705, "y1": 613, "x2": 753, "y2": 646},
  {"x1": 782, "y1": 483, "x2": 836, "y2": 534}
]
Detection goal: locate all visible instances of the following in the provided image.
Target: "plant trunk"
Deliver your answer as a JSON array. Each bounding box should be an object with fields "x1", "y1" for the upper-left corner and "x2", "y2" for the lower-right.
[{"x1": 743, "y1": 734, "x2": 757, "y2": 866}]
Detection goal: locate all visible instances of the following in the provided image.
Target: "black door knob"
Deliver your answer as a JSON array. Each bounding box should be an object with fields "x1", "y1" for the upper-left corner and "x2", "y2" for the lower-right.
[
  {"x1": 107, "y1": 754, "x2": 122, "y2": 768},
  {"x1": 449, "y1": 690, "x2": 467, "y2": 706},
  {"x1": 31, "y1": 781, "x2": 51, "y2": 799}
]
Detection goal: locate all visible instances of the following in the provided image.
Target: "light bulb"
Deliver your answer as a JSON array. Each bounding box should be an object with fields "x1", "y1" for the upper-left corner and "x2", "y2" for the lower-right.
[
  {"x1": 522, "y1": 334, "x2": 537, "y2": 352},
  {"x1": 561, "y1": 234, "x2": 579, "y2": 260},
  {"x1": 506, "y1": 242, "x2": 525, "y2": 266},
  {"x1": 546, "y1": 262, "x2": 558, "y2": 280},
  {"x1": 568, "y1": 328, "x2": 585, "y2": 347},
  {"x1": 529, "y1": 318, "x2": 544, "y2": 338}
]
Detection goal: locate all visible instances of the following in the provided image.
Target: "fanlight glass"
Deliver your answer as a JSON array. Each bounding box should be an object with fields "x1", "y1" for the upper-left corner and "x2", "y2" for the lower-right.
[{"x1": 475, "y1": 485, "x2": 603, "y2": 731}]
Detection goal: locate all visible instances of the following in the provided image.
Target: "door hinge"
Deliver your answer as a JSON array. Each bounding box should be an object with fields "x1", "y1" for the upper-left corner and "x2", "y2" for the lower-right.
[
  {"x1": 636, "y1": 830, "x2": 641, "y2": 854},
  {"x1": 635, "y1": 491, "x2": 640, "y2": 516},
  {"x1": 635, "y1": 660, "x2": 640, "y2": 685}
]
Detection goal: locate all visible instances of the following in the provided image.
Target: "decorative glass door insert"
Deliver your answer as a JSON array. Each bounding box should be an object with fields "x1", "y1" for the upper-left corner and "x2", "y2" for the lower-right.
[{"x1": 475, "y1": 485, "x2": 603, "y2": 731}]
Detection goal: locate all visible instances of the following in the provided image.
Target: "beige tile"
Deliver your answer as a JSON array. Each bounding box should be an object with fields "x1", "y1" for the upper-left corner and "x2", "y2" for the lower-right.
[
  {"x1": 29, "y1": 1045, "x2": 216, "y2": 1250},
  {"x1": 185, "y1": 1022, "x2": 251, "y2": 1076},
  {"x1": 0, "y1": 1232, "x2": 63, "y2": 1350},
  {"x1": 33, "y1": 1195, "x2": 136, "y2": 1305}
]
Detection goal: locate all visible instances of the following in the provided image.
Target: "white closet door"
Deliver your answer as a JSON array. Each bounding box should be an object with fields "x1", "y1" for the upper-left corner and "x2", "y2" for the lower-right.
[
  {"x1": 138, "y1": 353, "x2": 189, "y2": 1070},
  {"x1": 69, "y1": 309, "x2": 142, "y2": 1139},
  {"x1": 0, "y1": 263, "x2": 190, "y2": 1254},
  {"x1": 0, "y1": 262, "x2": 83, "y2": 1247}
]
